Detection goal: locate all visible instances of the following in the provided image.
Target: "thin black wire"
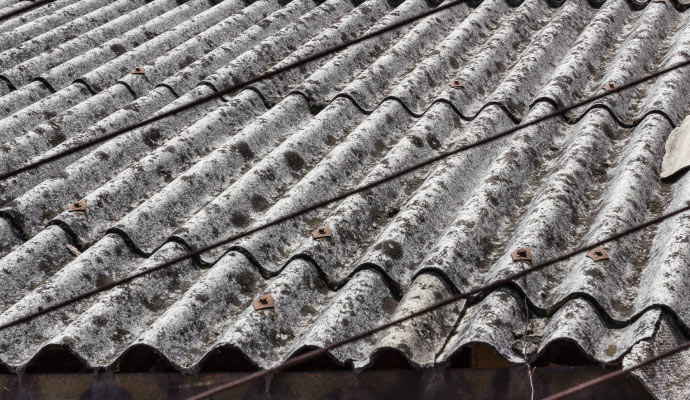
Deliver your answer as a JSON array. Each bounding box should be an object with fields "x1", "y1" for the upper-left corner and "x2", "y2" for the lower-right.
[
  {"x1": 0, "y1": 1, "x2": 686, "y2": 396},
  {"x1": 0, "y1": 0, "x2": 54, "y2": 22},
  {"x1": 0, "y1": 0, "x2": 470, "y2": 181},
  {"x1": 185, "y1": 202, "x2": 690, "y2": 400},
  {"x1": 543, "y1": 340, "x2": 690, "y2": 399},
  {"x1": 1, "y1": 58, "x2": 688, "y2": 335}
]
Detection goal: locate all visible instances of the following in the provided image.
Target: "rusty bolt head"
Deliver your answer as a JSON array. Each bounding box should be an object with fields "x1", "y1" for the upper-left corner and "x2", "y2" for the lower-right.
[
  {"x1": 603, "y1": 82, "x2": 616, "y2": 91},
  {"x1": 252, "y1": 294, "x2": 274, "y2": 311},
  {"x1": 586, "y1": 246, "x2": 609, "y2": 262},
  {"x1": 132, "y1": 67, "x2": 145, "y2": 75},
  {"x1": 312, "y1": 226, "x2": 332, "y2": 240},
  {"x1": 449, "y1": 79, "x2": 464, "y2": 88},
  {"x1": 68, "y1": 199, "x2": 87, "y2": 212},
  {"x1": 511, "y1": 247, "x2": 532, "y2": 262}
]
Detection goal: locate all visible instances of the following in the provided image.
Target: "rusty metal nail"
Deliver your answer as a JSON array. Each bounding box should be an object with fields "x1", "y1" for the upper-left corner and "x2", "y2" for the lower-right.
[
  {"x1": 603, "y1": 82, "x2": 616, "y2": 91},
  {"x1": 511, "y1": 247, "x2": 532, "y2": 262},
  {"x1": 586, "y1": 246, "x2": 609, "y2": 262},
  {"x1": 449, "y1": 79, "x2": 464, "y2": 88},
  {"x1": 252, "y1": 294, "x2": 274, "y2": 311},
  {"x1": 68, "y1": 199, "x2": 87, "y2": 212},
  {"x1": 132, "y1": 67, "x2": 145, "y2": 75},
  {"x1": 312, "y1": 225, "x2": 332, "y2": 240}
]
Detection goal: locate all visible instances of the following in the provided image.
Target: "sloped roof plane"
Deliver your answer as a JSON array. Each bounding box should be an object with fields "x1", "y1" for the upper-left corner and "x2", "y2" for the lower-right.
[{"x1": 0, "y1": 0, "x2": 690, "y2": 398}]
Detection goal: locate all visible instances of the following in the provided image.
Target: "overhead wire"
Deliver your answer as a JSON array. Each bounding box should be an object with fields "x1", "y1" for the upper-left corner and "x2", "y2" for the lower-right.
[
  {"x1": 0, "y1": 0, "x2": 471, "y2": 181},
  {"x1": 0, "y1": 0, "x2": 54, "y2": 22},
  {"x1": 543, "y1": 339, "x2": 690, "y2": 399},
  {"x1": 184, "y1": 202, "x2": 690, "y2": 400},
  {"x1": 0, "y1": 1, "x2": 688, "y2": 397},
  {"x1": 0, "y1": 56, "x2": 688, "y2": 334}
]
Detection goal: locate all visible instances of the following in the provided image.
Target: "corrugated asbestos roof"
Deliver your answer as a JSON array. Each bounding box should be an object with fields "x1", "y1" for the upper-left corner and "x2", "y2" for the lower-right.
[{"x1": 0, "y1": 0, "x2": 690, "y2": 397}]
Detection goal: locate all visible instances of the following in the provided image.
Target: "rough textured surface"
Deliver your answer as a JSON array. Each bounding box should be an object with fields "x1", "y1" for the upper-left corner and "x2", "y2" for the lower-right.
[
  {"x1": 661, "y1": 115, "x2": 690, "y2": 179},
  {"x1": 0, "y1": 0, "x2": 689, "y2": 399}
]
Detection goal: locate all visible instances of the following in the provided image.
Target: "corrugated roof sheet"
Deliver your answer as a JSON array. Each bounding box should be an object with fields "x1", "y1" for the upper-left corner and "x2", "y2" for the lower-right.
[{"x1": 0, "y1": 0, "x2": 690, "y2": 397}]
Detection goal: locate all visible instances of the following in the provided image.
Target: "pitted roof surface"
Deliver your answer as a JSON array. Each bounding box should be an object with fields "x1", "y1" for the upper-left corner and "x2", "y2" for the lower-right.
[{"x1": 0, "y1": 0, "x2": 690, "y2": 398}]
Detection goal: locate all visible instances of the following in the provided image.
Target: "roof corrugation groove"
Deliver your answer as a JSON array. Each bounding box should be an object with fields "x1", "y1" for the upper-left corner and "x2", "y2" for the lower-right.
[{"x1": 0, "y1": 0, "x2": 689, "y2": 397}]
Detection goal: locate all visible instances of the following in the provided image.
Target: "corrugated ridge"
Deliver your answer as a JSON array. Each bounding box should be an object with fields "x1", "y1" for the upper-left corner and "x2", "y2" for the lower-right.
[
  {"x1": 1, "y1": 0, "x2": 688, "y2": 111},
  {"x1": 0, "y1": 0, "x2": 155, "y2": 82},
  {"x1": 0, "y1": 0, "x2": 676, "y2": 294},
  {"x1": 0, "y1": 93, "x2": 674, "y2": 226},
  {"x1": 0, "y1": 0, "x2": 218, "y2": 121},
  {"x1": 0, "y1": 107, "x2": 679, "y2": 334},
  {"x1": 0, "y1": 98, "x2": 667, "y2": 279},
  {"x1": 296, "y1": 90, "x2": 679, "y2": 127},
  {"x1": 0, "y1": 0, "x2": 317, "y2": 207},
  {"x1": 0, "y1": 254, "x2": 671, "y2": 373},
  {"x1": 0, "y1": 0, "x2": 689, "y2": 383},
  {"x1": 0, "y1": 0, "x2": 82, "y2": 36},
  {"x1": 0, "y1": 64, "x2": 684, "y2": 340},
  {"x1": 1, "y1": 0, "x2": 688, "y2": 245},
  {"x1": 0, "y1": 0, "x2": 672, "y2": 169}
]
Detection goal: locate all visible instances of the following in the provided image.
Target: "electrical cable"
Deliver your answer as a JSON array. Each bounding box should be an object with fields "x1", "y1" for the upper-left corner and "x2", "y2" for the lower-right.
[
  {"x1": 0, "y1": 0, "x2": 54, "y2": 22},
  {"x1": 0, "y1": 3, "x2": 688, "y2": 398},
  {"x1": 542, "y1": 339, "x2": 690, "y2": 399},
  {"x1": 0, "y1": 0, "x2": 470, "y2": 181},
  {"x1": 0, "y1": 43, "x2": 687, "y2": 331},
  {"x1": 2, "y1": 58, "x2": 688, "y2": 334},
  {"x1": 184, "y1": 202, "x2": 690, "y2": 399}
]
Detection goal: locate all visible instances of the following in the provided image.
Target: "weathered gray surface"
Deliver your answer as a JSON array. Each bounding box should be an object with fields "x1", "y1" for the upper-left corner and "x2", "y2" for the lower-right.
[
  {"x1": 0, "y1": 0, "x2": 689, "y2": 399},
  {"x1": 661, "y1": 115, "x2": 690, "y2": 180}
]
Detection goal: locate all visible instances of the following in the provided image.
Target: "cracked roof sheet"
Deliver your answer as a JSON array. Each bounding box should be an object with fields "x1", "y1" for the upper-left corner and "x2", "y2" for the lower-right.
[{"x1": 0, "y1": 0, "x2": 690, "y2": 397}]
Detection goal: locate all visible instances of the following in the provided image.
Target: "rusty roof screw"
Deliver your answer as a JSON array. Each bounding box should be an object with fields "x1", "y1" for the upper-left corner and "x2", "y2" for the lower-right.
[
  {"x1": 252, "y1": 294, "x2": 274, "y2": 311},
  {"x1": 511, "y1": 247, "x2": 532, "y2": 262},
  {"x1": 132, "y1": 67, "x2": 145, "y2": 75},
  {"x1": 68, "y1": 199, "x2": 87, "y2": 212},
  {"x1": 312, "y1": 225, "x2": 332, "y2": 240},
  {"x1": 603, "y1": 82, "x2": 616, "y2": 91},
  {"x1": 586, "y1": 246, "x2": 609, "y2": 262},
  {"x1": 449, "y1": 78, "x2": 464, "y2": 88}
]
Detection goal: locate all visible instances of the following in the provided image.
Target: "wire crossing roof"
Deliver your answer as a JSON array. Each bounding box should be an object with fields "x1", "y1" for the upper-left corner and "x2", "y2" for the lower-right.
[{"x1": 0, "y1": 0, "x2": 690, "y2": 398}]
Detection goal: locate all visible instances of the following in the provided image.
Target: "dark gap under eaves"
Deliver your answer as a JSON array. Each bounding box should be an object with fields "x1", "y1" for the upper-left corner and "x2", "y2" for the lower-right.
[
  {"x1": 24, "y1": 346, "x2": 88, "y2": 373},
  {"x1": 199, "y1": 346, "x2": 259, "y2": 372},
  {"x1": 115, "y1": 345, "x2": 177, "y2": 373},
  {"x1": 369, "y1": 349, "x2": 415, "y2": 369},
  {"x1": 282, "y1": 347, "x2": 352, "y2": 371},
  {"x1": 446, "y1": 341, "x2": 607, "y2": 369}
]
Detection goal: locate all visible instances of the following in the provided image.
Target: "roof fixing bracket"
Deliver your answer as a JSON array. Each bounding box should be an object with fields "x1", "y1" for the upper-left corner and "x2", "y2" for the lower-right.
[
  {"x1": 132, "y1": 67, "x2": 145, "y2": 75},
  {"x1": 449, "y1": 78, "x2": 464, "y2": 88},
  {"x1": 312, "y1": 226, "x2": 332, "y2": 240},
  {"x1": 511, "y1": 247, "x2": 532, "y2": 262},
  {"x1": 252, "y1": 294, "x2": 275, "y2": 311},
  {"x1": 586, "y1": 246, "x2": 609, "y2": 262},
  {"x1": 603, "y1": 82, "x2": 616, "y2": 91},
  {"x1": 68, "y1": 200, "x2": 87, "y2": 212}
]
